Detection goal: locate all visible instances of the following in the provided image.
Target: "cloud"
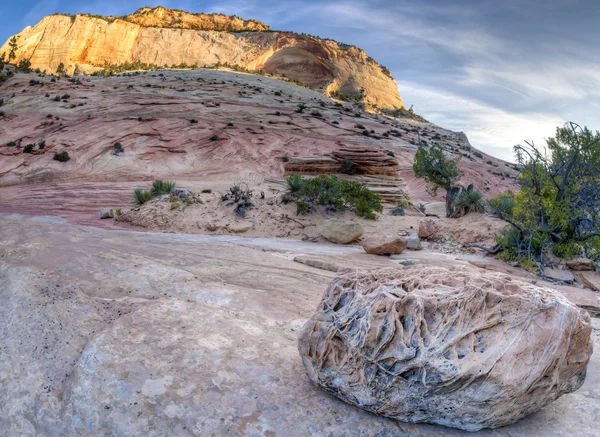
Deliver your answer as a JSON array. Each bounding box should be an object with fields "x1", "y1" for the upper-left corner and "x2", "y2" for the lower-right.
[{"x1": 397, "y1": 80, "x2": 564, "y2": 161}]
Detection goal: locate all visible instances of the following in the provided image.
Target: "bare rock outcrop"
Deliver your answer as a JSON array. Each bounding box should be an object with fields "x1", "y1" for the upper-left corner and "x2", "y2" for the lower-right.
[
  {"x1": 0, "y1": 7, "x2": 404, "y2": 110},
  {"x1": 362, "y1": 235, "x2": 407, "y2": 255},
  {"x1": 317, "y1": 219, "x2": 363, "y2": 244},
  {"x1": 298, "y1": 264, "x2": 593, "y2": 431}
]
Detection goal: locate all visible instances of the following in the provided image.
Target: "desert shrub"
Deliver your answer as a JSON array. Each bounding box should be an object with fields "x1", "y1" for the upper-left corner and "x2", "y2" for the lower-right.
[
  {"x1": 473, "y1": 151, "x2": 483, "y2": 159},
  {"x1": 288, "y1": 174, "x2": 382, "y2": 219},
  {"x1": 61, "y1": 94, "x2": 70, "y2": 100},
  {"x1": 201, "y1": 189, "x2": 212, "y2": 193},
  {"x1": 491, "y1": 122, "x2": 600, "y2": 264},
  {"x1": 38, "y1": 140, "x2": 45, "y2": 150},
  {"x1": 416, "y1": 202, "x2": 427, "y2": 213},
  {"x1": 53, "y1": 151, "x2": 70, "y2": 162},
  {"x1": 296, "y1": 103, "x2": 306, "y2": 113},
  {"x1": 23, "y1": 144, "x2": 34, "y2": 153},
  {"x1": 210, "y1": 135, "x2": 219, "y2": 141},
  {"x1": 310, "y1": 110, "x2": 323, "y2": 117},
  {"x1": 281, "y1": 156, "x2": 289, "y2": 163},
  {"x1": 6, "y1": 141, "x2": 17, "y2": 147},
  {"x1": 296, "y1": 199, "x2": 310, "y2": 215},
  {"x1": 339, "y1": 159, "x2": 356, "y2": 175},
  {"x1": 53, "y1": 95, "x2": 60, "y2": 102},
  {"x1": 17, "y1": 59, "x2": 31, "y2": 72},
  {"x1": 134, "y1": 188, "x2": 152, "y2": 205},
  {"x1": 286, "y1": 174, "x2": 304, "y2": 193},
  {"x1": 112, "y1": 142, "x2": 124, "y2": 155},
  {"x1": 151, "y1": 180, "x2": 176, "y2": 196},
  {"x1": 452, "y1": 188, "x2": 485, "y2": 216},
  {"x1": 221, "y1": 183, "x2": 253, "y2": 218},
  {"x1": 387, "y1": 151, "x2": 395, "y2": 157},
  {"x1": 391, "y1": 205, "x2": 405, "y2": 216}
]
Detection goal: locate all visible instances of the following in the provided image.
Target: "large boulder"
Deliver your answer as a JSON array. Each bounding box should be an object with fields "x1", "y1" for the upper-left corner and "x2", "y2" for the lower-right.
[
  {"x1": 317, "y1": 219, "x2": 363, "y2": 244},
  {"x1": 362, "y1": 235, "x2": 407, "y2": 255},
  {"x1": 298, "y1": 264, "x2": 593, "y2": 431}
]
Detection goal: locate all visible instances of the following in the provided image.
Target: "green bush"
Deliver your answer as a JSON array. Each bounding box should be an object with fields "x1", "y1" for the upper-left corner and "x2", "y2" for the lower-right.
[
  {"x1": 286, "y1": 174, "x2": 304, "y2": 193},
  {"x1": 151, "y1": 180, "x2": 176, "y2": 196},
  {"x1": 289, "y1": 174, "x2": 382, "y2": 219},
  {"x1": 391, "y1": 205, "x2": 405, "y2": 216},
  {"x1": 452, "y1": 189, "x2": 485, "y2": 216},
  {"x1": 339, "y1": 159, "x2": 356, "y2": 175},
  {"x1": 112, "y1": 142, "x2": 124, "y2": 155},
  {"x1": 23, "y1": 144, "x2": 34, "y2": 153},
  {"x1": 53, "y1": 151, "x2": 70, "y2": 162},
  {"x1": 134, "y1": 188, "x2": 153, "y2": 205},
  {"x1": 296, "y1": 199, "x2": 310, "y2": 215},
  {"x1": 38, "y1": 140, "x2": 46, "y2": 150}
]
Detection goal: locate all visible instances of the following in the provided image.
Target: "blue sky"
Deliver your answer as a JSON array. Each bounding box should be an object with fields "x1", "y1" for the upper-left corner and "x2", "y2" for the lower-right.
[{"x1": 1, "y1": 0, "x2": 599, "y2": 161}]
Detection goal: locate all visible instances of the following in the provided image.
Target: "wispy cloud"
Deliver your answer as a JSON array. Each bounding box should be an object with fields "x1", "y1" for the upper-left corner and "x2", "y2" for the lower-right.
[{"x1": 398, "y1": 80, "x2": 563, "y2": 161}]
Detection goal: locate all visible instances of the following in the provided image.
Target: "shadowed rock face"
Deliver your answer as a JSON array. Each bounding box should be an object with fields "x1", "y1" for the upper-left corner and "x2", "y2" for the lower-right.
[
  {"x1": 298, "y1": 264, "x2": 593, "y2": 431},
  {"x1": 0, "y1": 7, "x2": 404, "y2": 110}
]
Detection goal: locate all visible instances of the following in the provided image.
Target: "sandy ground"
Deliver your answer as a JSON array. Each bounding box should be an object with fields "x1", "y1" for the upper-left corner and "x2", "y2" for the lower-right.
[{"x1": 0, "y1": 213, "x2": 598, "y2": 436}]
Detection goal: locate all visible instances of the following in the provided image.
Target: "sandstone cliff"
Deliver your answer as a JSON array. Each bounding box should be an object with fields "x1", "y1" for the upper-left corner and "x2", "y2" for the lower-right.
[{"x1": 0, "y1": 6, "x2": 404, "y2": 109}]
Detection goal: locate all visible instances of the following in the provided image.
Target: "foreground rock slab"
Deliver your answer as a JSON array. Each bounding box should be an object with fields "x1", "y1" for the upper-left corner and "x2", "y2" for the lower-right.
[
  {"x1": 1, "y1": 215, "x2": 599, "y2": 436},
  {"x1": 298, "y1": 264, "x2": 593, "y2": 431}
]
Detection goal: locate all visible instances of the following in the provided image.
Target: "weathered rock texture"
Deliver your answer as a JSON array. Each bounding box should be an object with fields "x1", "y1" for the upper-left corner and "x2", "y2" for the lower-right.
[
  {"x1": 284, "y1": 146, "x2": 409, "y2": 203},
  {"x1": 298, "y1": 264, "x2": 593, "y2": 431},
  {"x1": 317, "y1": 219, "x2": 363, "y2": 244},
  {"x1": 362, "y1": 235, "x2": 407, "y2": 255},
  {"x1": 0, "y1": 6, "x2": 404, "y2": 110}
]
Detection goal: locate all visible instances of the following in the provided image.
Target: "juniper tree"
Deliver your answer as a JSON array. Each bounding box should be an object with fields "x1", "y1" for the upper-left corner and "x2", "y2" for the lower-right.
[
  {"x1": 8, "y1": 36, "x2": 19, "y2": 62},
  {"x1": 413, "y1": 144, "x2": 461, "y2": 217}
]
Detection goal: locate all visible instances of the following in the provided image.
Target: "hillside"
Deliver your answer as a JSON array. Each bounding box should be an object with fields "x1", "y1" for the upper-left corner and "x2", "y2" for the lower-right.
[{"x1": 0, "y1": 6, "x2": 404, "y2": 110}]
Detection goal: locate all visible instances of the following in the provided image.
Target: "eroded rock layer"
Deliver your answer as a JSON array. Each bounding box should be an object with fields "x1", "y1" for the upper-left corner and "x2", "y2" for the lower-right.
[
  {"x1": 0, "y1": 7, "x2": 404, "y2": 110},
  {"x1": 298, "y1": 264, "x2": 593, "y2": 431},
  {"x1": 284, "y1": 146, "x2": 408, "y2": 203}
]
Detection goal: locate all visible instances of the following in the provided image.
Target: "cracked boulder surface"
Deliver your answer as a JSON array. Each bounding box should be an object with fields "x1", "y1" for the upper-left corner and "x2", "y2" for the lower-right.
[
  {"x1": 0, "y1": 214, "x2": 599, "y2": 436},
  {"x1": 298, "y1": 265, "x2": 594, "y2": 431}
]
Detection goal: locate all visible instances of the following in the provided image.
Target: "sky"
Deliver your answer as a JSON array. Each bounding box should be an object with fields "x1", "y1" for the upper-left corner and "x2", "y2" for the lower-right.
[{"x1": 1, "y1": 0, "x2": 599, "y2": 161}]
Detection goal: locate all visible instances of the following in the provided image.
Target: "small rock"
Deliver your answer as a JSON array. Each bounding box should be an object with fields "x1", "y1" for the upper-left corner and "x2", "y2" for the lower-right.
[
  {"x1": 544, "y1": 268, "x2": 575, "y2": 283},
  {"x1": 405, "y1": 233, "x2": 422, "y2": 250},
  {"x1": 566, "y1": 258, "x2": 595, "y2": 271},
  {"x1": 575, "y1": 271, "x2": 600, "y2": 292},
  {"x1": 294, "y1": 256, "x2": 340, "y2": 272},
  {"x1": 362, "y1": 235, "x2": 407, "y2": 255},
  {"x1": 317, "y1": 219, "x2": 363, "y2": 244},
  {"x1": 230, "y1": 223, "x2": 252, "y2": 233},
  {"x1": 418, "y1": 219, "x2": 437, "y2": 239},
  {"x1": 205, "y1": 222, "x2": 219, "y2": 232},
  {"x1": 99, "y1": 207, "x2": 116, "y2": 219},
  {"x1": 171, "y1": 187, "x2": 191, "y2": 198}
]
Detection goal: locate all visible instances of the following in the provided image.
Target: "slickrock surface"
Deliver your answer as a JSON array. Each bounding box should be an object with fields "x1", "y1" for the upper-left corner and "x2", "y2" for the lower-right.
[
  {"x1": 0, "y1": 214, "x2": 599, "y2": 436},
  {"x1": 1, "y1": 6, "x2": 403, "y2": 109},
  {"x1": 299, "y1": 264, "x2": 594, "y2": 431}
]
